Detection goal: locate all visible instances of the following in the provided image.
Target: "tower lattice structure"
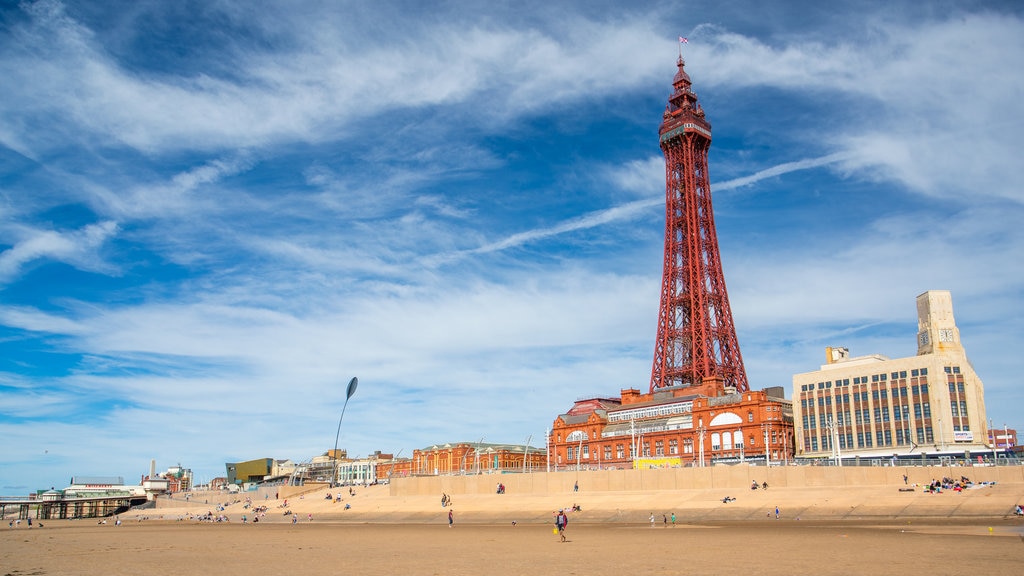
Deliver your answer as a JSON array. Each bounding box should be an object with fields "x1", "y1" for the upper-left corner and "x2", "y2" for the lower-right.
[{"x1": 649, "y1": 57, "x2": 749, "y2": 395}]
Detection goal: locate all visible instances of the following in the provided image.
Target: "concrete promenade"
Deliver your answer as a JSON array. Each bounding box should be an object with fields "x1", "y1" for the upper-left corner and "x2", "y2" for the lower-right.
[{"x1": 149, "y1": 464, "x2": 1024, "y2": 524}]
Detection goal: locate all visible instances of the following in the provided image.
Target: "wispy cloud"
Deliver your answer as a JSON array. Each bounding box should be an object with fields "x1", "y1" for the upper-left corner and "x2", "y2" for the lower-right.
[{"x1": 0, "y1": 221, "x2": 119, "y2": 285}]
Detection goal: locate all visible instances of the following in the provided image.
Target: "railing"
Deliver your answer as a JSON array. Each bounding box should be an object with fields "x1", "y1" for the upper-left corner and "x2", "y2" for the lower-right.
[{"x1": 792, "y1": 456, "x2": 1022, "y2": 467}]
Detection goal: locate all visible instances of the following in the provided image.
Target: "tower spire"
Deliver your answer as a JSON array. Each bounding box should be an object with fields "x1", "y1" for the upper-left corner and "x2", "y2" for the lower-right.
[{"x1": 649, "y1": 57, "x2": 749, "y2": 395}]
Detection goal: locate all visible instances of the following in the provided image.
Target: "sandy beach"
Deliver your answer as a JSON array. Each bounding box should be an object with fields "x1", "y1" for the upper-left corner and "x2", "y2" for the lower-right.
[
  {"x1": 4, "y1": 475, "x2": 1023, "y2": 575},
  {"x1": 3, "y1": 519, "x2": 1022, "y2": 576}
]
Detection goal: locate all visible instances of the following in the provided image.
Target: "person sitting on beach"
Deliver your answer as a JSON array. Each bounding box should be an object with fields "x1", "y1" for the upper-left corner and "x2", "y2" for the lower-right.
[
  {"x1": 762, "y1": 482, "x2": 768, "y2": 490},
  {"x1": 1014, "y1": 505, "x2": 1023, "y2": 516},
  {"x1": 751, "y1": 481, "x2": 758, "y2": 490}
]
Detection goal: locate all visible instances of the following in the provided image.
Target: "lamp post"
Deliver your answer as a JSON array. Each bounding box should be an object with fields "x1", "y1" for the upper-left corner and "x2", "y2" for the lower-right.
[
  {"x1": 331, "y1": 376, "x2": 359, "y2": 487},
  {"x1": 697, "y1": 425, "x2": 706, "y2": 468},
  {"x1": 522, "y1": 434, "x2": 533, "y2": 473}
]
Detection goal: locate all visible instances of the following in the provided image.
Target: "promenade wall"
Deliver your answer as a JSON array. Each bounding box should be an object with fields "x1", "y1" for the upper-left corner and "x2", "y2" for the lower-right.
[{"x1": 389, "y1": 464, "x2": 1024, "y2": 497}]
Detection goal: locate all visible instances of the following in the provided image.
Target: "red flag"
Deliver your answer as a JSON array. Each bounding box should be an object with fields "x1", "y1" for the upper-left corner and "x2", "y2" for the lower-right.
[{"x1": 679, "y1": 37, "x2": 688, "y2": 44}]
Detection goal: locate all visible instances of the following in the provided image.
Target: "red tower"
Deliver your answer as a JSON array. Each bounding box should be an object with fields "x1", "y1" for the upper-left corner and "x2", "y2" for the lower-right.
[{"x1": 649, "y1": 57, "x2": 749, "y2": 394}]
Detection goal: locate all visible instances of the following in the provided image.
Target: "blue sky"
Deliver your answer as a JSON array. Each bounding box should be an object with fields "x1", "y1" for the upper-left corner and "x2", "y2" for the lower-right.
[{"x1": 1, "y1": 0, "x2": 1022, "y2": 493}]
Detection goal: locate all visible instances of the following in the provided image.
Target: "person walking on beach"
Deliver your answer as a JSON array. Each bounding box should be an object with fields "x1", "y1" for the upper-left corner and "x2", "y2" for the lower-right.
[
  {"x1": 775, "y1": 506, "x2": 780, "y2": 519},
  {"x1": 556, "y1": 509, "x2": 568, "y2": 542},
  {"x1": 671, "y1": 512, "x2": 676, "y2": 526},
  {"x1": 448, "y1": 509, "x2": 454, "y2": 528},
  {"x1": 649, "y1": 513, "x2": 655, "y2": 527}
]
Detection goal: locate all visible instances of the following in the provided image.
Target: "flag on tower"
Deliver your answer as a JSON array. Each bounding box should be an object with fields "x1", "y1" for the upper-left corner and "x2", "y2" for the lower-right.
[{"x1": 679, "y1": 36, "x2": 688, "y2": 44}]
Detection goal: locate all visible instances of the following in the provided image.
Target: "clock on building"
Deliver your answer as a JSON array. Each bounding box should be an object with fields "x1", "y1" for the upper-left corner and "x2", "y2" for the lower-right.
[
  {"x1": 939, "y1": 328, "x2": 955, "y2": 342},
  {"x1": 918, "y1": 331, "x2": 930, "y2": 346}
]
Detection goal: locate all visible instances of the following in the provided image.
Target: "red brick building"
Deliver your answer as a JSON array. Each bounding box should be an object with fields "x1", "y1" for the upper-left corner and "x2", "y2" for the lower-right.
[
  {"x1": 550, "y1": 387, "x2": 793, "y2": 469},
  {"x1": 407, "y1": 442, "x2": 546, "y2": 476}
]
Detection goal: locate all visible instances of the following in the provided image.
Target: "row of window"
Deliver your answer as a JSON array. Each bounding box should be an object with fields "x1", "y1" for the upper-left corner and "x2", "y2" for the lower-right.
[
  {"x1": 607, "y1": 401, "x2": 694, "y2": 423},
  {"x1": 805, "y1": 426, "x2": 935, "y2": 451},
  {"x1": 567, "y1": 429, "x2": 785, "y2": 461},
  {"x1": 801, "y1": 385, "x2": 930, "y2": 411},
  {"x1": 801, "y1": 368, "x2": 930, "y2": 392},
  {"x1": 801, "y1": 401, "x2": 933, "y2": 430}
]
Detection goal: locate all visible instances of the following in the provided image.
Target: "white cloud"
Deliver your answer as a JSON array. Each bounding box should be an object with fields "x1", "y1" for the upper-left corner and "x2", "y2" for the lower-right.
[{"x1": 0, "y1": 221, "x2": 119, "y2": 285}]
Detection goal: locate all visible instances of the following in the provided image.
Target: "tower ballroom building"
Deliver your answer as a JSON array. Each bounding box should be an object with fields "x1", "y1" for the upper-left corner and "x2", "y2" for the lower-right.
[
  {"x1": 793, "y1": 290, "x2": 992, "y2": 461},
  {"x1": 549, "y1": 57, "x2": 794, "y2": 470}
]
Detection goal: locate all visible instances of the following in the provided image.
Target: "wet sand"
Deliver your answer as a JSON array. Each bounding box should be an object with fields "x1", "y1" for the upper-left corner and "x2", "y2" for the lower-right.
[{"x1": 3, "y1": 519, "x2": 1022, "y2": 576}]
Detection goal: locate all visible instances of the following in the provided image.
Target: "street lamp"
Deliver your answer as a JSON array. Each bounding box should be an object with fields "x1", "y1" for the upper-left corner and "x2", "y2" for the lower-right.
[{"x1": 331, "y1": 376, "x2": 359, "y2": 487}]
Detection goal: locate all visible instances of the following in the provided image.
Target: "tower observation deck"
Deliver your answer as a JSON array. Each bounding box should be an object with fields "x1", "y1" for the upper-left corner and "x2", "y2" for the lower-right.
[{"x1": 649, "y1": 57, "x2": 749, "y2": 394}]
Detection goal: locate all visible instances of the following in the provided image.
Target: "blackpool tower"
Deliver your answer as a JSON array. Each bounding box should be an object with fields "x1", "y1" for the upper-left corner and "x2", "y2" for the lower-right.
[{"x1": 649, "y1": 57, "x2": 749, "y2": 394}]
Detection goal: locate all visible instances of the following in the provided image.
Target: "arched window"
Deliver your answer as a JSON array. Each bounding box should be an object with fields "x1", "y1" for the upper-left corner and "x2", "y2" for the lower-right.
[
  {"x1": 723, "y1": 432, "x2": 732, "y2": 450},
  {"x1": 748, "y1": 411, "x2": 754, "y2": 422},
  {"x1": 733, "y1": 431, "x2": 743, "y2": 448},
  {"x1": 711, "y1": 433, "x2": 721, "y2": 450}
]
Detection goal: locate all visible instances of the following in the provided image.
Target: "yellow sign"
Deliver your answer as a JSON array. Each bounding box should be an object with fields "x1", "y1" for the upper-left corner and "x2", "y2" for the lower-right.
[{"x1": 633, "y1": 457, "x2": 682, "y2": 469}]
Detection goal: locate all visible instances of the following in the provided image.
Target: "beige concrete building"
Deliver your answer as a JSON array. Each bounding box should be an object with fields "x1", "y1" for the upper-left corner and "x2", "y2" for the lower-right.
[{"x1": 793, "y1": 290, "x2": 991, "y2": 461}]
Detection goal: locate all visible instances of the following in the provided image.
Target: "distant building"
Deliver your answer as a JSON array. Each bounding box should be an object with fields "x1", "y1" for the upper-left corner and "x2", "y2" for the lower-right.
[
  {"x1": 792, "y1": 290, "x2": 991, "y2": 460},
  {"x1": 225, "y1": 458, "x2": 273, "y2": 486},
  {"x1": 410, "y1": 442, "x2": 546, "y2": 475},
  {"x1": 988, "y1": 427, "x2": 1017, "y2": 450},
  {"x1": 63, "y1": 476, "x2": 144, "y2": 498}
]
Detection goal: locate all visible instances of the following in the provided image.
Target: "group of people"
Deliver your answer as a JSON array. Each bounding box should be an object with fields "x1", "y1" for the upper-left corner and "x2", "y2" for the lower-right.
[
  {"x1": 751, "y1": 481, "x2": 768, "y2": 490},
  {"x1": 7, "y1": 518, "x2": 40, "y2": 528},
  {"x1": 924, "y1": 476, "x2": 977, "y2": 493},
  {"x1": 495, "y1": 483, "x2": 506, "y2": 494},
  {"x1": 649, "y1": 512, "x2": 678, "y2": 527},
  {"x1": 440, "y1": 493, "x2": 452, "y2": 507}
]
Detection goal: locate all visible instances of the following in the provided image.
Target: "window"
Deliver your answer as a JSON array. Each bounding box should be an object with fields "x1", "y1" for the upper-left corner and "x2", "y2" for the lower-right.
[
  {"x1": 655, "y1": 440, "x2": 664, "y2": 456},
  {"x1": 604, "y1": 445, "x2": 612, "y2": 461},
  {"x1": 669, "y1": 439, "x2": 678, "y2": 455},
  {"x1": 923, "y1": 402, "x2": 931, "y2": 418},
  {"x1": 567, "y1": 446, "x2": 574, "y2": 460},
  {"x1": 582, "y1": 444, "x2": 589, "y2": 459},
  {"x1": 711, "y1": 433, "x2": 721, "y2": 451},
  {"x1": 616, "y1": 444, "x2": 624, "y2": 459},
  {"x1": 734, "y1": 431, "x2": 744, "y2": 449},
  {"x1": 683, "y1": 438, "x2": 693, "y2": 454},
  {"x1": 748, "y1": 411, "x2": 754, "y2": 422}
]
